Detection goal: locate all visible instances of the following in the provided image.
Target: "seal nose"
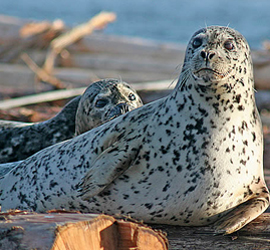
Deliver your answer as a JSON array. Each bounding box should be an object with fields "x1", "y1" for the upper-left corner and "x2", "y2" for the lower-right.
[
  {"x1": 109, "y1": 103, "x2": 131, "y2": 120},
  {"x1": 200, "y1": 50, "x2": 216, "y2": 60}
]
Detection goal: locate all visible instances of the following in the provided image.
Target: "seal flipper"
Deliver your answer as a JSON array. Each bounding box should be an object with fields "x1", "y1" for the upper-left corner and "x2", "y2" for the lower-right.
[
  {"x1": 78, "y1": 142, "x2": 141, "y2": 200},
  {"x1": 214, "y1": 186, "x2": 270, "y2": 235}
]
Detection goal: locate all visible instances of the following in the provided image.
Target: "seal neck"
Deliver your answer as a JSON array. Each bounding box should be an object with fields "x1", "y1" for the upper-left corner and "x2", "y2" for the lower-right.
[{"x1": 169, "y1": 71, "x2": 257, "y2": 119}]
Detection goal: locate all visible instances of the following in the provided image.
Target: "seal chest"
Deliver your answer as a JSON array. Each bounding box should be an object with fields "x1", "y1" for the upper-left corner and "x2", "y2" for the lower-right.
[{"x1": 0, "y1": 26, "x2": 269, "y2": 235}]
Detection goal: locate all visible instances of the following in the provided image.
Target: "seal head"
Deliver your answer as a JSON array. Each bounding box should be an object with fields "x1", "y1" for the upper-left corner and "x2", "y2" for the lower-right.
[
  {"x1": 75, "y1": 79, "x2": 143, "y2": 135},
  {"x1": 182, "y1": 26, "x2": 252, "y2": 90}
]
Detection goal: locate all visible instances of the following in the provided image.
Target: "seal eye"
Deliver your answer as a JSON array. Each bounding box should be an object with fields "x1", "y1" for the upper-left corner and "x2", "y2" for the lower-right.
[
  {"x1": 95, "y1": 99, "x2": 109, "y2": 108},
  {"x1": 128, "y1": 93, "x2": 136, "y2": 101},
  {"x1": 192, "y1": 37, "x2": 203, "y2": 48},
  {"x1": 224, "y1": 41, "x2": 234, "y2": 50}
]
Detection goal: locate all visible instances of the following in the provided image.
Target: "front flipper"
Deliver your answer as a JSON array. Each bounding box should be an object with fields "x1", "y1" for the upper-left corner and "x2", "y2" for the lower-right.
[
  {"x1": 78, "y1": 142, "x2": 141, "y2": 200},
  {"x1": 214, "y1": 186, "x2": 270, "y2": 235}
]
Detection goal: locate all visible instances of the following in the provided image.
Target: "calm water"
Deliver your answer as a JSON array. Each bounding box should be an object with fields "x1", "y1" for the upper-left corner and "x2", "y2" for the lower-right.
[{"x1": 1, "y1": 0, "x2": 270, "y2": 49}]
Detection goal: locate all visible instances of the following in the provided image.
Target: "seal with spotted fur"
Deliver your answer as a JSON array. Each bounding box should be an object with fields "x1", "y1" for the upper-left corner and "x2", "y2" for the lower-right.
[
  {"x1": 0, "y1": 79, "x2": 142, "y2": 163},
  {"x1": 75, "y1": 79, "x2": 143, "y2": 135},
  {"x1": 0, "y1": 26, "x2": 268, "y2": 235}
]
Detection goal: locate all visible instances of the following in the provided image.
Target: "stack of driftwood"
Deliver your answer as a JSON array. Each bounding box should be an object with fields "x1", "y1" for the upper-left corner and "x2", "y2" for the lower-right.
[
  {"x1": 0, "y1": 12, "x2": 179, "y2": 98},
  {"x1": 1, "y1": 13, "x2": 270, "y2": 249}
]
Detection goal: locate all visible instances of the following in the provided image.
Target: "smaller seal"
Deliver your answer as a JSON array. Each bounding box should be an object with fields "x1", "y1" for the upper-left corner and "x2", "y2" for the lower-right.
[
  {"x1": 0, "y1": 96, "x2": 80, "y2": 163},
  {"x1": 0, "y1": 79, "x2": 142, "y2": 163},
  {"x1": 75, "y1": 79, "x2": 143, "y2": 135}
]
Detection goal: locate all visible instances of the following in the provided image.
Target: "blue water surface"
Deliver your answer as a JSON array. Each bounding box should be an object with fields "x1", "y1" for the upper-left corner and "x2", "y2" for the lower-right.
[{"x1": 1, "y1": 0, "x2": 270, "y2": 48}]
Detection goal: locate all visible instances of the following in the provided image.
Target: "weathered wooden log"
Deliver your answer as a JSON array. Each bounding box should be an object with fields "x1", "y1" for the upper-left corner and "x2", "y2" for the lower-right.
[
  {"x1": 59, "y1": 51, "x2": 181, "y2": 74},
  {"x1": 0, "y1": 20, "x2": 65, "y2": 64},
  {"x1": 0, "y1": 211, "x2": 168, "y2": 250},
  {"x1": 0, "y1": 63, "x2": 175, "y2": 92},
  {"x1": 13, "y1": 36, "x2": 184, "y2": 67},
  {"x1": 69, "y1": 33, "x2": 185, "y2": 60},
  {"x1": 0, "y1": 87, "x2": 85, "y2": 109},
  {"x1": 0, "y1": 15, "x2": 29, "y2": 42},
  {"x1": 43, "y1": 12, "x2": 116, "y2": 74},
  {"x1": 152, "y1": 213, "x2": 270, "y2": 250},
  {"x1": 1, "y1": 211, "x2": 270, "y2": 250},
  {"x1": 21, "y1": 53, "x2": 66, "y2": 89},
  {"x1": 20, "y1": 20, "x2": 65, "y2": 38}
]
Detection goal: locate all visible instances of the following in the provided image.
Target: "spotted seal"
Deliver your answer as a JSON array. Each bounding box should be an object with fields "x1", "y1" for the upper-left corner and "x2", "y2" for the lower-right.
[
  {"x1": 0, "y1": 26, "x2": 268, "y2": 235},
  {"x1": 0, "y1": 79, "x2": 142, "y2": 163}
]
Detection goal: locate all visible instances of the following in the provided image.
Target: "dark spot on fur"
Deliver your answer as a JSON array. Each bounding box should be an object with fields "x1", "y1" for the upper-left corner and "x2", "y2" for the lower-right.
[
  {"x1": 145, "y1": 203, "x2": 153, "y2": 210},
  {"x1": 166, "y1": 129, "x2": 172, "y2": 136},
  {"x1": 157, "y1": 166, "x2": 164, "y2": 172},
  {"x1": 162, "y1": 183, "x2": 170, "y2": 192},
  {"x1": 184, "y1": 185, "x2": 196, "y2": 196},
  {"x1": 252, "y1": 132, "x2": 256, "y2": 142},
  {"x1": 234, "y1": 94, "x2": 241, "y2": 104},
  {"x1": 176, "y1": 165, "x2": 182, "y2": 172},
  {"x1": 238, "y1": 105, "x2": 245, "y2": 111}
]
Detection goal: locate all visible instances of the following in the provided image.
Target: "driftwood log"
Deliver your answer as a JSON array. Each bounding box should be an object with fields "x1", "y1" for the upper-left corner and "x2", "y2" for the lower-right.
[
  {"x1": 0, "y1": 211, "x2": 270, "y2": 250},
  {"x1": 43, "y1": 11, "x2": 116, "y2": 76},
  {"x1": 0, "y1": 80, "x2": 173, "y2": 110},
  {"x1": 0, "y1": 211, "x2": 168, "y2": 250},
  {"x1": 153, "y1": 213, "x2": 270, "y2": 250}
]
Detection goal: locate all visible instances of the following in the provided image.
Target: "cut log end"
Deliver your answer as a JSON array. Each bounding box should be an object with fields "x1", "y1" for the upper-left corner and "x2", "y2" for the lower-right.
[{"x1": 52, "y1": 215, "x2": 168, "y2": 250}]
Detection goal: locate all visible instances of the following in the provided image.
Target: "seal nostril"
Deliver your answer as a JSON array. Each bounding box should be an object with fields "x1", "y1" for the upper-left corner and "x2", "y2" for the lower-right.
[
  {"x1": 201, "y1": 50, "x2": 215, "y2": 60},
  {"x1": 118, "y1": 103, "x2": 130, "y2": 113},
  {"x1": 200, "y1": 51, "x2": 206, "y2": 59},
  {"x1": 209, "y1": 52, "x2": 216, "y2": 60}
]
